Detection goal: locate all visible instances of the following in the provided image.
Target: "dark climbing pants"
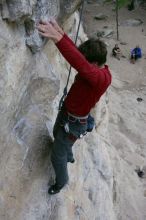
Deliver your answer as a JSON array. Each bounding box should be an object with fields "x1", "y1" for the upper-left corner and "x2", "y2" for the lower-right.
[{"x1": 51, "y1": 107, "x2": 87, "y2": 187}]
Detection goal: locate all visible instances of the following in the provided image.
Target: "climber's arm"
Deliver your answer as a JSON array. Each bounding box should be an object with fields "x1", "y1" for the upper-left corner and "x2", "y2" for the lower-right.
[
  {"x1": 37, "y1": 20, "x2": 104, "y2": 87},
  {"x1": 49, "y1": 19, "x2": 76, "y2": 46}
]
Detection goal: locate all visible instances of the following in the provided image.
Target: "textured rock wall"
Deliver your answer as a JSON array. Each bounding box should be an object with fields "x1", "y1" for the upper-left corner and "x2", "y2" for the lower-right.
[
  {"x1": 0, "y1": 0, "x2": 81, "y2": 52},
  {"x1": 0, "y1": 1, "x2": 113, "y2": 217},
  {"x1": 0, "y1": 1, "x2": 92, "y2": 220},
  {"x1": 0, "y1": 1, "x2": 115, "y2": 219},
  {"x1": 2, "y1": 1, "x2": 146, "y2": 220}
]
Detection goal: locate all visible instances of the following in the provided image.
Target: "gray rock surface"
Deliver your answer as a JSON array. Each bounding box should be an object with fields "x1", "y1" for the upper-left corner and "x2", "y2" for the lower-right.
[
  {"x1": 0, "y1": 0, "x2": 82, "y2": 52},
  {"x1": 0, "y1": 2, "x2": 116, "y2": 217},
  {"x1": 0, "y1": 1, "x2": 146, "y2": 220}
]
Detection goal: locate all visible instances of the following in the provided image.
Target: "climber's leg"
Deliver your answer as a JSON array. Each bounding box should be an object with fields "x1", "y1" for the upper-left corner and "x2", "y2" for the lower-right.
[
  {"x1": 53, "y1": 108, "x2": 75, "y2": 163},
  {"x1": 53, "y1": 109, "x2": 64, "y2": 138},
  {"x1": 49, "y1": 108, "x2": 87, "y2": 195},
  {"x1": 67, "y1": 144, "x2": 75, "y2": 163},
  {"x1": 49, "y1": 126, "x2": 77, "y2": 194},
  {"x1": 51, "y1": 127, "x2": 68, "y2": 187}
]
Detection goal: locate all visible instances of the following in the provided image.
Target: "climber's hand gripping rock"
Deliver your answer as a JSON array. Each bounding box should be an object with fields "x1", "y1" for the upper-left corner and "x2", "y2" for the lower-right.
[{"x1": 37, "y1": 20, "x2": 63, "y2": 43}]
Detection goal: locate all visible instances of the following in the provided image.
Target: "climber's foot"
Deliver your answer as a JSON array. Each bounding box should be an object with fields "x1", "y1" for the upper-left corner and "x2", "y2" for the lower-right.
[
  {"x1": 48, "y1": 184, "x2": 64, "y2": 195},
  {"x1": 68, "y1": 158, "x2": 75, "y2": 163}
]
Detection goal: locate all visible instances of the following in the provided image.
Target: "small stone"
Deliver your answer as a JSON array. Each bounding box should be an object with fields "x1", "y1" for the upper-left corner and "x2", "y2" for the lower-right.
[
  {"x1": 97, "y1": 29, "x2": 114, "y2": 38},
  {"x1": 137, "y1": 97, "x2": 143, "y2": 102},
  {"x1": 135, "y1": 168, "x2": 145, "y2": 178},
  {"x1": 120, "y1": 42, "x2": 127, "y2": 45},
  {"x1": 94, "y1": 13, "x2": 108, "y2": 20}
]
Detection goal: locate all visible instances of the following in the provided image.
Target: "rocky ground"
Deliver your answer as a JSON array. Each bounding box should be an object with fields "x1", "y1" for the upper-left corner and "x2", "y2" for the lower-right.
[{"x1": 82, "y1": 1, "x2": 146, "y2": 219}]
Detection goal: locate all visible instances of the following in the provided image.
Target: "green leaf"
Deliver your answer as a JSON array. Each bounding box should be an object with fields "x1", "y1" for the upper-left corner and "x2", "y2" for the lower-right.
[{"x1": 105, "y1": 0, "x2": 131, "y2": 9}]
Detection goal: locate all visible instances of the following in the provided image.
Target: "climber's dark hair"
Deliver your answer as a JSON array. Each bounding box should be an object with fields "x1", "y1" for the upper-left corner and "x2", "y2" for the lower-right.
[{"x1": 78, "y1": 39, "x2": 107, "y2": 66}]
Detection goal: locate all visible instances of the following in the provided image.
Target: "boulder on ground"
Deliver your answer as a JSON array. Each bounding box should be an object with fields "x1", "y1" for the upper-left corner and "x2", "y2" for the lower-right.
[
  {"x1": 97, "y1": 28, "x2": 114, "y2": 38},
  {"x1": 121, "y1": 19, "x2": 143, "y2": 26},
  {"x1": 94, "y1": 13, "x2": 108, "y2": 20}
]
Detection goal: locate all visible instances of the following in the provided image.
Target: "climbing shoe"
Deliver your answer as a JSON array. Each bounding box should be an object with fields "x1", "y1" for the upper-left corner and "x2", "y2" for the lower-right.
[
  {"x1": 70, "y1": 158, "x2": 75, "y2": 163},
  {"x1": 48, "y1": 184, "x2": 64, "y2": 195},
  {"x1": 68, "y1": 158, "x2": 75, "y2": 163}
]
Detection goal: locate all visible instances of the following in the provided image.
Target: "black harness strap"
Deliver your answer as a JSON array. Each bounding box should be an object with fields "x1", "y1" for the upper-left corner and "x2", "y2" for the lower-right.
[{"x1": 59, "y1": 0, "x2": 85, "y2": 110}]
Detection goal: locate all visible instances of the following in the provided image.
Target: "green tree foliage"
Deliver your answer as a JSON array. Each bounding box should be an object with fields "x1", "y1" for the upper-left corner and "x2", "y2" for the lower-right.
[
  {"x1": 106, "y1": 0, "x2": 131, "y2": 9},
  {"x1": 117, "y1": 0, "x2": 131, "y2": 8}
]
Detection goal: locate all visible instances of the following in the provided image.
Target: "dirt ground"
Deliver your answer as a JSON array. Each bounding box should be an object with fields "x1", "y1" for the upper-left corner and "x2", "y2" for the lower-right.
[{"x1": 82, "y1": 0, "x2": 146, "y2": 86}]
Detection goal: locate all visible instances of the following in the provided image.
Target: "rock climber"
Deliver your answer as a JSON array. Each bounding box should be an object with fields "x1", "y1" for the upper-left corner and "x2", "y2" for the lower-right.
[{"x1": 37, "y1": 19, "x2": 112, "y2": 195}]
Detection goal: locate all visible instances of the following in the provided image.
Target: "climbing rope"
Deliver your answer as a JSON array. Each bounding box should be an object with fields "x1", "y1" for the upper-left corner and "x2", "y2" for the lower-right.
[{"x1": 59, "y1": 0, "x2": 85, "y2": 110}]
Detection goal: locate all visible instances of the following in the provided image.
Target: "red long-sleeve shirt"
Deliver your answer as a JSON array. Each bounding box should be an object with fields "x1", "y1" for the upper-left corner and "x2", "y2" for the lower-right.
[{"x1": 56, "y1": 34, "x2": 112, "y2": 116}]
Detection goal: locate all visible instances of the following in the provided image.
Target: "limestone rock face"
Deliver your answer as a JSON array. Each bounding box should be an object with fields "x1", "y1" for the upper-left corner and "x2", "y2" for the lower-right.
[
  {"x1": 0, "y1": 0, "x2": 82, "y2": 52},
  {"x1": 0, "y1": 1, "x2": 146, "y2": 220},
  {"x1": 0, "y1": 10, "x2": 114, "y2": 217},
  {"x1": 1, "y1": 1, "x2": 112, "y2": 218}
]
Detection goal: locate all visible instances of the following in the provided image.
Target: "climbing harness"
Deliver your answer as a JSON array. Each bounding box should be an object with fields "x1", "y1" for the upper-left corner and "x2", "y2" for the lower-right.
[{"x1": 59, "y1": 0, "x2": 85, "y2": 110}]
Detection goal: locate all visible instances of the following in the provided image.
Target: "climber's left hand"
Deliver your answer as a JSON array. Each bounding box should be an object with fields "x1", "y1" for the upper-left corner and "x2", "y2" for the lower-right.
[{"x1": 37, "y1": 21, "x2": 63, "y2": 43}]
